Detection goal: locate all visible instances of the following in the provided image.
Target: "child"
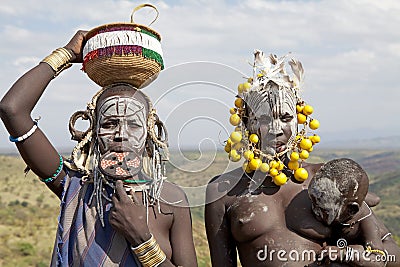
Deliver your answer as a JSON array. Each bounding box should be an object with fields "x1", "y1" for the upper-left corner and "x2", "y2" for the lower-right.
[{"x1": 287, "y1": 158, "x2": 400, "y2": 266}]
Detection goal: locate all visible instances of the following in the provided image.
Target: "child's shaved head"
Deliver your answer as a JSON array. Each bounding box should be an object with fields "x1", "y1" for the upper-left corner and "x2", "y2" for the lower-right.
[{"x1": 308, "y1": 158, "x2": 369, "y2": 225}]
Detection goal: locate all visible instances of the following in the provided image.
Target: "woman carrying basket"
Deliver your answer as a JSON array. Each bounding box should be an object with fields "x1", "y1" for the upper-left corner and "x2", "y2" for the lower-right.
[{"x1": 0, "y1": 9, "x2": 197, "y2": 267}]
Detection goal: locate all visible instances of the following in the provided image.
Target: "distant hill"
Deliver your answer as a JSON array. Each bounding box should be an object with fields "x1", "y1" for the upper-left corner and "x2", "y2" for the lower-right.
[
  {"x1": 318, "y1": 135, "x2": 400, "y2": 150},
  {"x1": 0, "y1": 149, "x2": 399, "y2": 267},
  {"x1": 1, "y1": 135, "x2": 400, "y2": 154}
]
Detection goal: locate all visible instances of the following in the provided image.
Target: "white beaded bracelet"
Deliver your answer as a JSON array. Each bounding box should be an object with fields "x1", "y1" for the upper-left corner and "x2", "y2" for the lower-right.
[{"x1": 9, "y1": 122, "x2": 38, "y2": 143}]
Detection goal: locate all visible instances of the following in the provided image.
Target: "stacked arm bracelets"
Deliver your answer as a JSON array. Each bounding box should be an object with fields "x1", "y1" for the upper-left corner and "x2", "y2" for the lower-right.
[{"x1": 131, "y1": 234, "x2": 166, "y2": 267}]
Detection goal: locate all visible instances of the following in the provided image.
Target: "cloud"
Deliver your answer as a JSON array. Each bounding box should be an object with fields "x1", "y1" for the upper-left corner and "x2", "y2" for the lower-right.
[{"x1": 0, "y1": 0, "x2": 399, "y2": 151}]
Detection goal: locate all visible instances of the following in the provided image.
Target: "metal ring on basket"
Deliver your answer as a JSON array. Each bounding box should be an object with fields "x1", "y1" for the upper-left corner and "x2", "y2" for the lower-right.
[
  {"x1": 82, "y1": 4, "x2": 164, "y2": 89},
  {"x1": 131, "y1": 3, "x2": 159, "y2": 26}
]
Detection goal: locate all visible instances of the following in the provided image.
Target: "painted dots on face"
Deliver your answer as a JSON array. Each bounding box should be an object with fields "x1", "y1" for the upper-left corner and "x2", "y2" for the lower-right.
[{"x1": 97, "y1": 96, "x2": 147, "y2": 152}]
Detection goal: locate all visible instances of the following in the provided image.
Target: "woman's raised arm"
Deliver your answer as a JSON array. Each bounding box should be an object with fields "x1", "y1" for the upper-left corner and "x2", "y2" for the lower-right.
[{"x1": 0, "y1": 30, "x2": 87, "y2": 197}]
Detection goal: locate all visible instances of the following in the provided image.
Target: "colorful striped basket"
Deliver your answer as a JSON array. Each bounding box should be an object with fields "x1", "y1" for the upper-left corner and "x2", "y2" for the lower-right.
[{"x1": 82, "y1": 4, "x2": 164, "y2": 88}]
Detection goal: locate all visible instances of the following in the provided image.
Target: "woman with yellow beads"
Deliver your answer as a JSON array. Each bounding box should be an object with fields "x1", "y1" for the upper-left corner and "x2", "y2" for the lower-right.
[{"x1": 205, "y1": 50, "x2": 380, "y2": 267}]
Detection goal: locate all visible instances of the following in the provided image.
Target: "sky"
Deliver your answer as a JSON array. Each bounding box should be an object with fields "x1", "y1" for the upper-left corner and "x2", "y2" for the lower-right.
[{"x1": 0, "y1": 0, "x2": 399, "y2": 153}]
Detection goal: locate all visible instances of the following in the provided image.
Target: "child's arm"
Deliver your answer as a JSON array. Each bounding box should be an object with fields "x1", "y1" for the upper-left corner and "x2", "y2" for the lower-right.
[
  {"x1": 360, "y1": 215, "x2": 384, "y2": 251},
  {"x1": 286, "y1": 190, "x2": 332, "y2": 241},
  {"x1": 363, "y1": 214, "x2": 400, "y2": 267},
  {"x1": 319, "y1": 216, "x2": 390, "y2": 267}
]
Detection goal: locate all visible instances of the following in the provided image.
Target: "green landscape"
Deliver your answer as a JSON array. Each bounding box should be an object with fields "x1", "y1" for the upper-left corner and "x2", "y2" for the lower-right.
[{"x1": 0, "y1": 148, "x2": 399, "y2": 267}]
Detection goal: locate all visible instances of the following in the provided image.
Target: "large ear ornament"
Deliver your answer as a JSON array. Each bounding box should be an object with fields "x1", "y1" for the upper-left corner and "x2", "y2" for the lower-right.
[
  {"x1": 69, "y1": 110, "x2": 93, "y2": 141},
  {"x1": 148, "y1": 112, "x2": 168, "y2": 145},
  {"x1": 155, "y1": 116, "x2": 168, "y2": 144},
  {"x1": 347, "y1": 202, "x2": 360, "y2": 216}
]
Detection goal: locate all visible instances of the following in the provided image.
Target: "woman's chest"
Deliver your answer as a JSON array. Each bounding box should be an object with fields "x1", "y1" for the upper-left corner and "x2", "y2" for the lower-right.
[{"x1": 227, "y1": 193, "x2": 286, "y2": 243}]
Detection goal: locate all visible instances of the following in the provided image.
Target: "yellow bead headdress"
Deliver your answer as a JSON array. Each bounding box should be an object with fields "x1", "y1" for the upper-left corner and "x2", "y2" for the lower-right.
[{"x1": 226, "y1": 50, "x2": 321, "y2": 186}]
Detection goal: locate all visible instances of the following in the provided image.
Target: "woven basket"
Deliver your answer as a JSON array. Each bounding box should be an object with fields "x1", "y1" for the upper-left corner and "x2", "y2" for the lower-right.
[{"x1": 82, "y1": 4, "x2": 164, "y2": 88}]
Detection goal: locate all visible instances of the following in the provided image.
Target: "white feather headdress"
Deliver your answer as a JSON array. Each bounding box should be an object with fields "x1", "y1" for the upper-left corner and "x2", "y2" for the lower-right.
[{"x1": 244, "y1": 49, "x2": 305, "y2": 101}]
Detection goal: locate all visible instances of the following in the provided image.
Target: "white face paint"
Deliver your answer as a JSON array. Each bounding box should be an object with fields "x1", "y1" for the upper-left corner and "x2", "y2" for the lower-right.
[
  {"x1": 309, "y1": 177, "x2": 344, "y2": 225},
  {"x1": 244, "y1": 82, "x2": 297, "y2": 154},
  {"x1": 96, "y1": 95, "x2": 148, "y2": 178},
  {"x1": 97, "y1": 96, "x2": 147, "y2": 154}
]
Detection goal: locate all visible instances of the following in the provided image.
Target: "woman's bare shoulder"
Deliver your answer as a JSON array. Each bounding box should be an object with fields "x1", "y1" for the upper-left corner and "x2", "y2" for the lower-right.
[
  {"x1": 160, "y1": 180, "x2": 189, "y2": 206},
  {"x1": 206, "y1": 168, "x2": 247, "y2": 204}
]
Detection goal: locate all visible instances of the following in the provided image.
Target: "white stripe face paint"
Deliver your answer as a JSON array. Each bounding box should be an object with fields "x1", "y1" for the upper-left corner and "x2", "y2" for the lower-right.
[
  {"x1": 244, "y1": 82, "x2": 297, "y2": 155},
  {"x1": 97, "y1": 96, "x2": 147, "y2": 154}
]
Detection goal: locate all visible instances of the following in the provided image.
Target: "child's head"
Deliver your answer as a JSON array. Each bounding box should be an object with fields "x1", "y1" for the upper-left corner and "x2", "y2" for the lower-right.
[{"x1": 308, "y1": 158, "x2": 369, "y2": 225}]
